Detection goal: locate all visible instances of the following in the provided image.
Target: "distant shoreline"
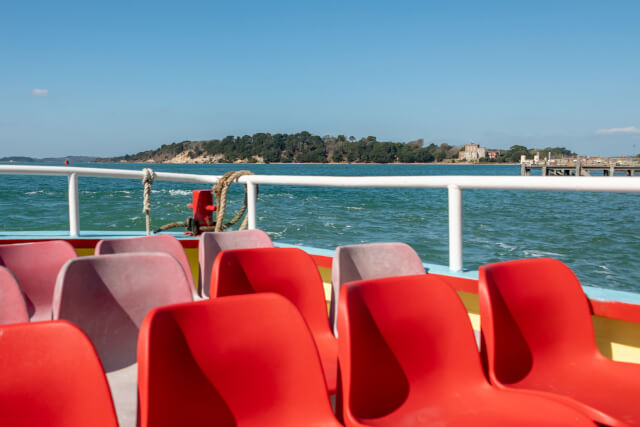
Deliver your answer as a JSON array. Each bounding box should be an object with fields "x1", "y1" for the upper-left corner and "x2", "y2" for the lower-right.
[
  {"x1": 95, "y1": 160, "x2": 521, "y2": 166},
  {"x1": 0, "y1": 158, "x2": 520, "y2": 166}
]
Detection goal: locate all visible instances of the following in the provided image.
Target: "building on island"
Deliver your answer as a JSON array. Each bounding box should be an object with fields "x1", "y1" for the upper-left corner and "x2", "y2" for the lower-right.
[{"x1": 458, "y1": 143, "x2": 487, "y2": 161}]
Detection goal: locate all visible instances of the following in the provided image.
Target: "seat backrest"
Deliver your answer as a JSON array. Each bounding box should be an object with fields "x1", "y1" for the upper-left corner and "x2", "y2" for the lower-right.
[
  {"x1": 198, "y1": 229, "x2": 273, "y2": 298},
  {"x1": 338, "y1": 274, "x2": 485, "y2": 423},
  {"x1": 478, "y1": 258, "x2": 598, "y2": 385},
  {"x1": 96, "y1": 235, "x2": 197, "y2": 297},
  {"x1": 0, "y1": 240, "x2": 77, "y2": 321},
  {"x1": 331, "y1": 242, "x2": 425, "y2": 334},
  {"x1": 52, "y1": 253, "x2": 194, "y2": 372},
  {"x1": 0, "y1": 266, "x2": 29, "y2": 325},
  {"x1": 0, "y1": 321, "x2": 118, "y2": 427},
  {"x1": 211, "y1": 247, "x2": 331, "y2": 336},
  {"x1": 138, "y1": 294, "x2": 338, "y2": 427}
]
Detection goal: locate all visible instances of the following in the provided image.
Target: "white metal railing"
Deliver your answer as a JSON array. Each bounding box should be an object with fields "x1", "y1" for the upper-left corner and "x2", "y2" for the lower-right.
[{"x1": 2, "y1": 164, "x2": 640, "y2": 272}]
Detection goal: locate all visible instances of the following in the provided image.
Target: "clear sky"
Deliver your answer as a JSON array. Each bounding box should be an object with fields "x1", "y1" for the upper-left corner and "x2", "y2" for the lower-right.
[{"x1": 1, "y1": 0, "x2": 639, "y2": 157}]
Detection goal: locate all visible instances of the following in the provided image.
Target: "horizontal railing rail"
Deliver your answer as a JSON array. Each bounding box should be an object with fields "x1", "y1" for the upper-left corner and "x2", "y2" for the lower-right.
[{"x1": 2, "y1": 164, "x2": 640, "y2": 271}]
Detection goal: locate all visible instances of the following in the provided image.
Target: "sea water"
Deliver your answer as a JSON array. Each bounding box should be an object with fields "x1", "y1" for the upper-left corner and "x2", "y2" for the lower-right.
[{"x1": 1, "y1": 162, "x2": 639, "y2": 292}]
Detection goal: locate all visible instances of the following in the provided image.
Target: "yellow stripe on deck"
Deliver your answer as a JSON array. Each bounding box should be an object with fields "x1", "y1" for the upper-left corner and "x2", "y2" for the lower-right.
[
  {"x1": 593, "y1": 316, "x2": 640, "y2": 363},
  {"x1": 75, "y1": 248, "x2": 95, "y2": 257},
  {"x1": 318, "y1": 266, "x2": 333, "y2": 313},
  {"x1": 185, "y1": 248, "x2": 200, "y2": 290},
  {"x1": 457, "y1": 291, "x2": 481, "y2": 332},
  {"x1": 318, "y1": 266, "x2": 333, "y2": 300}
]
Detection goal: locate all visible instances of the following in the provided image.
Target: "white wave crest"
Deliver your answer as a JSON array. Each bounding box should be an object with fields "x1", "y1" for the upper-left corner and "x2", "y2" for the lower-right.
[
  {"x1": 151, "y1": 189, "x2": 192, "y2": 196},
  {"x1": 522, "y1": 250, "x2": 564, "y2": 258},
  {"x1": 495, "y1": 242, "x2": 516, "y2": 251}
]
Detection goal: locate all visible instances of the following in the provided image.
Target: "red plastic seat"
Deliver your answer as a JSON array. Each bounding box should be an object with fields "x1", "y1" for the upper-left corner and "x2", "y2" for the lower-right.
[
  {"x1": 198, "y1": 229, "x2": 273, "y2": 298},
  {"x1": 138, "y1": 293, "x2": 342, "y2": 427},
  {"x1": 53, "y1": 253, "x2": 194, "y2": 427},
  {"x1": 96, "y1": 234, "x2": 197, "y2": 298},
  {"x1": 0, "y1": 240, "x2": 77, "y2": 320},
  {"x1": 338, "y1": 274, "x2": 594, "y2": 426},
  {"x1": 211, "y1": 247, "x2": 338, "y2": 393},
  {"x1": 0, "y1": 320, "x2": 118, "y2": 427},
  {"x1": 479, "y1": 258, "x2": 640, "y2": 426},
  {"x1": 331, "y1": 242, "x2": 425, "y2": 334},
  {"x1": 0, "y1": 266, "x2": 28, "y2": 325}
]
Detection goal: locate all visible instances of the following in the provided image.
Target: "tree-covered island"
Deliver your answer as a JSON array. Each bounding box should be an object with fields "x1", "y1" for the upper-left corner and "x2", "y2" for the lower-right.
[{"x1": 96, "y1": 131, "x2": 575, "y2": 164}]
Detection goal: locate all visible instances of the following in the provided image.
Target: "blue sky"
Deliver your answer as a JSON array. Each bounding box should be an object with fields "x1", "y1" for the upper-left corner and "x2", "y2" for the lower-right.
[{"x1": 1, "y1": 1, "x2": 639, "y2": 157}]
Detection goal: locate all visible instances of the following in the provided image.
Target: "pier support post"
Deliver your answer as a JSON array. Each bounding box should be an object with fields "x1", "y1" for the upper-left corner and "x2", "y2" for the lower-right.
[
  {"x1": 68, "y1": 173, "x2": 80, "y2": 236},
  {"x1": 610, "y1": 166, "x2": 615, "y2": 177},
  {"x1": 542, "y1": 165, "x2": 548, "y2": 176},
  {"x1": 448, "y1": 185, "x2": 463, "y2": 272},
  {"x1": 246, "y1": 181, "x2": 257, "y2": 230},
  {"x1": 576, "y1": 159, "x2": 582, "y2": 177}
]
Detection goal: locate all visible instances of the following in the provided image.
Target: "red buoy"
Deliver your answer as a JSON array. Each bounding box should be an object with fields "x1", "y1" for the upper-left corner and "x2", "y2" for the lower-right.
[{"x1": 64, "y1": 160, "x2": 69, "y2": 165}]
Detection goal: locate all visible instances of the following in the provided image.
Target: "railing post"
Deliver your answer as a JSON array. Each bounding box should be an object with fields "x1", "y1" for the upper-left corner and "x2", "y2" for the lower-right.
[
  {"x1": 68, "y1": 173, "x2": 80, "y2": 236},
  {"x1": 247, "y1": 181, "x2": 257, "y2": 230},
  {"x1": 448, "y1": 185, "x2": 463, "y2": 272}
]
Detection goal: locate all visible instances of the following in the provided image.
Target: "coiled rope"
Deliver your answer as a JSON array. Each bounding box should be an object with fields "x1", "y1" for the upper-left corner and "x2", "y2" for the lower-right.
[
  {"x1": 151, "y1": 169, "x2": 255, "y2": 234},
  {"x1": 210, "y1": 170, "x2": 255, "y2": 232},
  {"x1": 141, "y1": 168, "x2": 155, "y2": 235}
]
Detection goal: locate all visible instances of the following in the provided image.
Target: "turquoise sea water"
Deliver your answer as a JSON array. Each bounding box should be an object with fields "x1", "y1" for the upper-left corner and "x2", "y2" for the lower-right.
[{"x1": 1, "y1": 162, "x2": 639, "y2": 292}]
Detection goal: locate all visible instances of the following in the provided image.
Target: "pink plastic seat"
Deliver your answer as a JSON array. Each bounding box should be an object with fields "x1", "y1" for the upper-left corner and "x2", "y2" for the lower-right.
[
  {"x1": 0, "y1": 320, "x2": 118, "y2": 427},
  {"x1": 53, "y1": 253, "x2": 194, "y2": 427},
  {"x1": 0, "y1": 240, "x2": 77, "y2": 320},
  {"x1": 331, "y1": 242, "x2": 425, "y2": 334},
  {"x1": 198, "y1": 229, "x2": 273, "y2": 298},
  {"x1": 338, "y1": 274, "x2": 594, "y2": 426},
  {"x1": 211, "y1": 247, "x2": 338, "y2": 393},
  {"x1": 0, "y1": 266, "x2": 28, "y2": 325},
  {"x1": 96, "y1": 234, "x2": 197, "y2": 298},
  {"x1": 138, "y1": 293, "x2": 341, "y2": 427},
  {"x1": 479, "y1": 258, "x2": 640, "y2": 426}
]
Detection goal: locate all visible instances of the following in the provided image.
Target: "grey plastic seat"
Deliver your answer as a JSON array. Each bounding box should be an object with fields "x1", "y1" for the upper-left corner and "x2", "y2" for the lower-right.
[
  {"x1": 330, "y1": 242, "x2": 425, "y2": 335},
  {"x1": 0, "y1": 266, "x2": 29, "y2": 325},
  {"x1": 198, "y1": 229, "x2": 273, "y2": 298},
  {"x1": 52, "y1": 253, "x2": 194, "y2": 427},
  {"x1": 0, "y1": 240, "x2": 78, "y2": 321},
  {"x1": 96, "y1": 234, "x2": 197, "y2": 298}
]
